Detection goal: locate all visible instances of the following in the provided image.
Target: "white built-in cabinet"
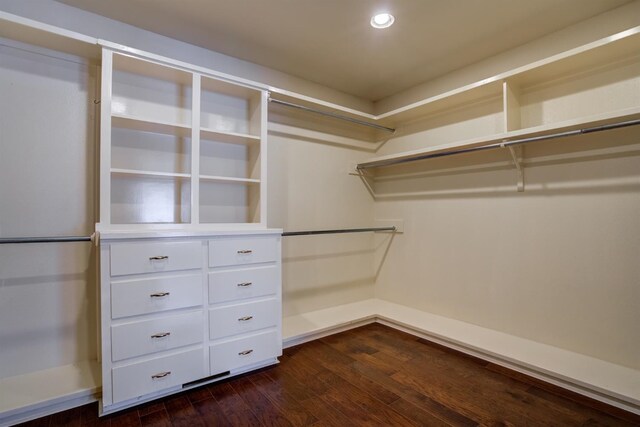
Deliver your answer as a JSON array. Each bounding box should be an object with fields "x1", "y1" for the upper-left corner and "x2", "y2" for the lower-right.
[
  {"x1": 96, "y1": 45, "x2": 281, "y2": 415},
  {"x1": 99, "y1": 232, "x2": 282, "y2": 414}
]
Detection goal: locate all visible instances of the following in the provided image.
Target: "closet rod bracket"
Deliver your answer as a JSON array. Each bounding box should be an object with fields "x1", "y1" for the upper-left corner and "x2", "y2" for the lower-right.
[{"x1": 504, "y1": 144, "x2": 524, "y2": 192}]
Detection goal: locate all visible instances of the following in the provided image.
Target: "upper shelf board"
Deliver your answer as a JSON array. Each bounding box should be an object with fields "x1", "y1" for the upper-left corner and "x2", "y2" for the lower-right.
[{"x1": 0, "y1": 11, "x2": 99, "y2": 59}]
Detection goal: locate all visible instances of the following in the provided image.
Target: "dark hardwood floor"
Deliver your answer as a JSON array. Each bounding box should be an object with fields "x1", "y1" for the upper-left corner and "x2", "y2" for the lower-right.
[{"x1": 16, "y1": 323, "x2": 640, "y2": 426}]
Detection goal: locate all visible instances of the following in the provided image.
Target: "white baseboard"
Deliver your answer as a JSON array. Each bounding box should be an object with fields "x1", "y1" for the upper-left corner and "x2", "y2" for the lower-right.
[
  {"x1": 283, "y1": 299, "x2": 640, "y2": 415},
  {"x1": 0, "y1": 361, "x2": 100, "y2": 426}
]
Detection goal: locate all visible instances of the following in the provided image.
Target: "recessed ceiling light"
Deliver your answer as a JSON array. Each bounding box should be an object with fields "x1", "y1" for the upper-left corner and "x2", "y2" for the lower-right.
[{"x1": 371, "y1": 13, "x2": 395, "y2": 29}]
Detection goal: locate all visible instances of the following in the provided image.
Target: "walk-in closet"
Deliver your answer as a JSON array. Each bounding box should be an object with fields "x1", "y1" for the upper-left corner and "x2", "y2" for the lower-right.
[{"x1": 1, "y1": 1, "x2": 639, "y2": 425}]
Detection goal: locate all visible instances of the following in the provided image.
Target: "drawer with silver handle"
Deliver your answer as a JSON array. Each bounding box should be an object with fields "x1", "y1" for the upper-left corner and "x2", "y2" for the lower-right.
[
  {"x1": 110, "y1": 241, "x2": 202, "y2": 276},
  {"x1": 111, "y1": 311, "x2": 203, "y2": 361},
  {"x1": 208, "y1": 236, "x2": 278, "y2": 268},
  {"x1": 209, "y1": 299, "x2": 278, "y2": 340},
  {"x1": 111, "y1": 348, "x2": 204, "y2": 403},
  {"x1": 111, "y1": 274, "x2": 202, "y2": 319},
  {"x1": 208, "y1": 265, "x2": 278, "y2": 304},
  {"x1": 209, "y1": 330, "x2": 280, "y2": 375}
]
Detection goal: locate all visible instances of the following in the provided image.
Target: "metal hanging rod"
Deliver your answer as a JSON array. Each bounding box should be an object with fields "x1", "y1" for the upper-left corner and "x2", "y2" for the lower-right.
[
  {"x1": 282, "y1": 226, "x2": 396, "y2": 237},
  {"x1": 268, "y1": 97, "x2": 396, "y2": 134},
  {"x1": 357, "y1": 118, "x2": 640, "y2": 170},
  {"x1": 1, "y1": 229, "x2": 397, "y2": 242},
  {"x1": 0, "y1": 235, "x2": 93, "y2": 244}
]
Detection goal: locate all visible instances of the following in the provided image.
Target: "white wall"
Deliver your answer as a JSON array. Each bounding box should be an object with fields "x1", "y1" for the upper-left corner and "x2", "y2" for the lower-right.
[
  {"x1": 373, "y1": 121, "x2": 640, "y2": 370},
  {"x1": 268, "y1": 129, "x2": 375, "y2": 316}
]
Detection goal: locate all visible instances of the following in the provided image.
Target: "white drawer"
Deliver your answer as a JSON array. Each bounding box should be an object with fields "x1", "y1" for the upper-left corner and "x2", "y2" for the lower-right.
[
  {"x1": 111, "y1": 274, "x2": 202, "y2": 319},
  {"x1": 112, "y1": 348, "x2": 204, "y2": 403},
  {"x1": 209, "y1": 299, "x2": 278, "y2": 340},
  {"x1": 110, "y1": 241, "x2": 202, "y2": 276},
  {"x1": 208, "y1": 236, "x2": 278, "y2": 268},
  {"x1": 111, "y1": 311, "x2": 203, "y2": 361},
  {"x1": 208, "y1": 266, "x2": 278, "y2": 304},
  {"x1": 209, "y1": 330, "x2": 280, "y2": 375}
]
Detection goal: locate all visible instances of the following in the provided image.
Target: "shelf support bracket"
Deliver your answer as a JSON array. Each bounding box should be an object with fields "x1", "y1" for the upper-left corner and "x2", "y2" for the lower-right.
[{"x1": 504, "y1": 145, "x2": 524, "y2": 192}]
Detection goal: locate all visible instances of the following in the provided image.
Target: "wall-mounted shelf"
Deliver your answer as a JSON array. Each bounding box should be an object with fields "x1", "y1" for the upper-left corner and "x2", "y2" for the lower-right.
[
  {"x1": 269, "y1": 25, "x2": 640, "y2": 146},
  {"x1": 358, "y1": 106, "x2": 640, "y2": 169},
  {"x1": 0, "y1": 11, "x2": 99, "y2": 59}
]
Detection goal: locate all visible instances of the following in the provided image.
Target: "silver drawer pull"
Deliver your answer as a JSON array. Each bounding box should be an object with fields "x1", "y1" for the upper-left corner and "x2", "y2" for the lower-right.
[
  {"x1": 151, "y1": 371, "x2": 171, "y2": 379},
  {"x1": 151, "y1": 332, "x2": 171, "y2": 338},
  {"x1": 238, "y1": 349, "x2": 253, "y2": 356},
  {"x1": 150, "y1": 292, "x2": 170, "y2": 298},
  {"x1": 238, "y1": 316, "x2": 253, "y2": 322},
  {"x1": 237, "y1": 250, "x2": 253, "y2": 254},
  {"x1": 237, "y1": 282, "x2": 253, "y2": 287},
  {"x1": 149, "y1": 255, "x2": 169, "y2": 260}
]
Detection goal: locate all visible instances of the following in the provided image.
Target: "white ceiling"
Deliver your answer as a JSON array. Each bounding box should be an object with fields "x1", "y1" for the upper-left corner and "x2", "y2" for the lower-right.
[{"x1": 58, "y1": 0, "x2": 631, "y2": 101}]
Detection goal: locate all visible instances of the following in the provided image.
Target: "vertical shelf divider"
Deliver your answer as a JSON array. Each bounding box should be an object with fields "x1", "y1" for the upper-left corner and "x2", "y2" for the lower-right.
[
  {"x1": 258, "y1": 90, "x2": 268, "y2": 227},
  {"x1": 503, "y1": 80, "x2": 522, "y2": 132},
  {"x1": 99, "y1": 49, "x2": 113, "y2": 227},
  {"x1": 191, "y1": 73, "x2": 201, "y2": 226}
]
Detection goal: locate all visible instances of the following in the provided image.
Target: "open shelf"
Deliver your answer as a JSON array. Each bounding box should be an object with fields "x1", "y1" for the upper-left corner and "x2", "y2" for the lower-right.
[
  {"x1": 111, "y1": 174, "x2": 191, "y2": 224},
  {"x1": 200, "y1": 75, "x2": 261, "y2": 138},
  {"x1": 378, "y1": 80, "x2": 504, "y2": 127},
  {"x1": 200, "y1": 135, "x2": 260, "y2": 181},
  {"x1": 111, "y1": 52, "x2": 192, "y2": 129},
  {"x1": 199, "y1": 180, "x2": 261, "y2": 225},
  {"x1": 111, "y1": 168, "x2": 191, "y2": 179},
  {"x1": 200, "y1": 175, "x2": 260, "y2": 184},
  {"x1": 113, "y1": 52, "x2": 193, "y2": 85},
  {"x1": 112, "y1": 114, "x2": 191, "y2": 137}
]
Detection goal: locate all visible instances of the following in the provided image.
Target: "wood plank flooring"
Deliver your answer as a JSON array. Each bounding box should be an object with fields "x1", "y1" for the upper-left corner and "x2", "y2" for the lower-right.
[{"x1": 16, "y1": 323, "x2": 640, "y2": 426}]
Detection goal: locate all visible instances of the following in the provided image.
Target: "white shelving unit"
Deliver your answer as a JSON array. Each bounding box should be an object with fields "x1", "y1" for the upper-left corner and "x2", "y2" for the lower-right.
[
  {"x1": 96, "y1": 43, "x2": 279, "y2": 417},
  {"x1": 98, "y1": 47, "x2": 268, "y2": 231},
  {"x1": 356, "y1": 25, "x2": 640, "y2": 169},
  {"x1": 266, "y1": 26, "x2": 640, "y2": 170},
  {"x1": 198, "y1": 75, "x2": 265, "y2": 225}
]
